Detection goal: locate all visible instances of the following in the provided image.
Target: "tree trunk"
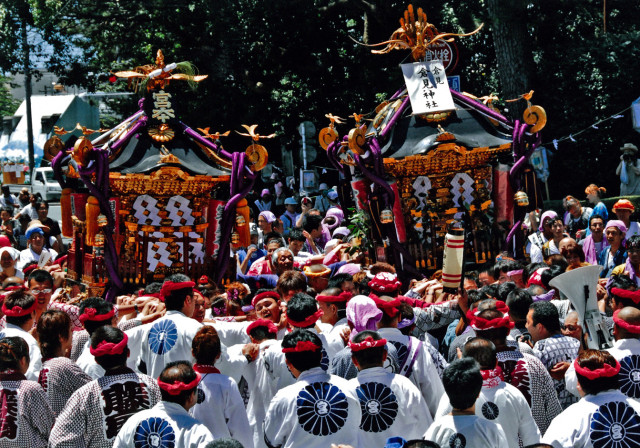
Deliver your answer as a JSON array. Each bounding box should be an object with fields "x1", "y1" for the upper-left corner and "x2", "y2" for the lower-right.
[{"x1": 487, "y1": 0, "x2": 533, "y2": 120}]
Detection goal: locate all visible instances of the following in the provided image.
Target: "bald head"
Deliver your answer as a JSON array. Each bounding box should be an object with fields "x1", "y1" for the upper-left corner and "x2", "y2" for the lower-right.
[
  {"x1": 463, "y1": 338, "x2": 497, "y2": 370},
  {"x1": 614, "y1": 307, "x2": 640, "y2": 340},
  {"x1": 558, "y1": 237, "x2": 578, "y2": 253}
]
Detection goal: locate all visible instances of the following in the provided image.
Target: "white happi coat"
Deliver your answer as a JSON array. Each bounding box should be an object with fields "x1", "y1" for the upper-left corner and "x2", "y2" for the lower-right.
[
  {"x1": 425, "y1": 414, "x2": 509, "y2": 448},
  {"x1": 189, "y1": 367, "x2": 253, "y2": 448},
  {"x1": 243, "y1": 339, "x2": 280, "y2": 448},
  {"x1": 348, "y1": 366, "x2": 431, "y2": 447},
  {"x1": 542, "y1": 389, "x2": 640, "y2": 448},
  {"x1": 0, "y1": 323, "x2": 41, "y2": 381},
  {"x1": 113, "y1": 401, "x2": 214, "y2": 448},
  {"x1": 322, "y1": 317, "x2": 348, "y2": 356},
  {"x1": 133, "y1": 311, "x2": 203, "y2": 379},
  {"x1": 261, "y1": 327, "x2": 335, "y2": 393},
  {"x1": 38, "y1": 356, "x2": 92, "y2": 417},
  {"x1": 497, "y1": 348, "x2": 562, "y2": 436},
  {"x1": 435, "y1": 368, "x2": 541, "y2": 447},
  {"x1": 0, "y1": 372, "x2": 54, "y2": 448},
  {"x1": 377, "y1": 327, "x2": 445, "y2": 417},
  {"x1": 76, "y1": 339, "x2": 105, "y2": 380},
  {"x1": 565, "y1": 338, "x2": 640, "y2": 400},
  {"x1": 49, "y1": 368, "x2": 161, "y2": 448},
  {"x1": 264, "y1": 367, "x2": 361, "y2": 448}
]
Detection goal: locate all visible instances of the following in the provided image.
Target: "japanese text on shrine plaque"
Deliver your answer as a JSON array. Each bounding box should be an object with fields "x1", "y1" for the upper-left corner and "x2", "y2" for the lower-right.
[{"x1": 401, "y1": 60, "x2": 455, "y2": 115}]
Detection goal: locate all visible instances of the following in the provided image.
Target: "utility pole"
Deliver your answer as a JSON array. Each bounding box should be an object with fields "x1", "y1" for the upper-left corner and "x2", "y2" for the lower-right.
[{"x1": 21, "y1": 3, "x2": 34, "y2": 180}]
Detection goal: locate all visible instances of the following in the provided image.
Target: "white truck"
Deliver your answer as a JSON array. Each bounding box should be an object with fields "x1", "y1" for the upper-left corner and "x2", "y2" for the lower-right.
[{"x1": 5, "y1": 167, "x2": 62, "y2": 201}]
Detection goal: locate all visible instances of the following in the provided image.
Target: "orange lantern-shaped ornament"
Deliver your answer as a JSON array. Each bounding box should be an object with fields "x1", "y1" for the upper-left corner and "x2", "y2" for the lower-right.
[
  {"x1": 514, "y1": 191, "x2": 529, "y2": 207},
  {"x1": 380, "y1": 208, "x2": 394, "y2": 224}
]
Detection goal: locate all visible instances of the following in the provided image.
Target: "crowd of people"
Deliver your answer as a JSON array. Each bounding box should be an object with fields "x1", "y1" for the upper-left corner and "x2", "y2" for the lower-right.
[{"x1": 0, "y1": 182, "x2": 639, "y2": 448}]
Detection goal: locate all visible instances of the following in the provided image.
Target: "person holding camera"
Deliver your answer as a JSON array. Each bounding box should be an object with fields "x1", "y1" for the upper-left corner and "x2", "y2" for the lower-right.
[{"x1": 616, "y1": 143, "x2": 640, "y2": 195}]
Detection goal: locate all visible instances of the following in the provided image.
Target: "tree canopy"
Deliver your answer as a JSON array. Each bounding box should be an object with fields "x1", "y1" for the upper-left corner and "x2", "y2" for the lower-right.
[{"x1": 1, "y1": 0, "x2": 639, "y2": 198}]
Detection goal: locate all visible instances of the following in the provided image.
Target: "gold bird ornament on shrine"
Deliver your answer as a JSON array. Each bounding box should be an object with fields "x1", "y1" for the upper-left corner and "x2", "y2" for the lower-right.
[
  {"x1": 198, "y1": 128, "x2": 231, "y2": 141},
  {"x1": 236, "y1": 125, "x2": 275, "y2": 172}
]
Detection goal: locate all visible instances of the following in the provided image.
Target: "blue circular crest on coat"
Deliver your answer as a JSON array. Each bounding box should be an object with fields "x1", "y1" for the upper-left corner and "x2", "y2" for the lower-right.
[
  {"x1": 389, "y1": 341, "x2": 408, "y2": 368},
  {"x1": 296, "y1": 381, "x2": 349, "y2": 436},
  {"x1": 619, "y1": 355, "x2": 640, "y2": 399},
  {"x1": 448, "y1": 433, "x2": 466, "y2": 448},
  {"x1": 356, "y1": 382, "x2": 398, "y2": 432},
  {"x1": 481, "y1": 401, "x2": 500, "y2": 420},
  {"x1": 134, "y1": 417, "x2": 175, "y2": 448},
  {"x1": 197, "y1": 388, "x2": 205, "y2": 404},
  {"x1": 148, "y1": 320, "x2": 178, "y2": 355},
  {"x1": 590, "y1": 401, "x2": 640, "y2": 448}
]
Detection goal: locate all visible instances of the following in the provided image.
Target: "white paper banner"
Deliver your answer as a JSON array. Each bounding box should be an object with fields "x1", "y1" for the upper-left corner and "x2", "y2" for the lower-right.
[{"x1": 401, "y1": 60, "x2": 455, "y2": 115}]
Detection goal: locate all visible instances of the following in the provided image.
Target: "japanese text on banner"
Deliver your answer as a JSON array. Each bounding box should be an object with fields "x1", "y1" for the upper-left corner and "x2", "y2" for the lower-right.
[{"x1": 401, "y1": 60, "x2": 455, "y2": 115}]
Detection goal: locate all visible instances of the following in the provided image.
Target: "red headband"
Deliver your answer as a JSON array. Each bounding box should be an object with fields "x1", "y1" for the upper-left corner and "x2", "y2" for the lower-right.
[
  {"x1": 282, "y1": 340, "x2": 321, "y2": 353},
  {"x1": 287, "y1": 309, "x2": 323, "y2": 328},
  {"x1": 90, "y1": 334, "x2": 128, "y2": 357},
  {"x1": 316, "y1": 291, "x2": 353, "y2": 303},
  {"x1": 613, "y1": 309, "x2": 640, "y2": 334},
  {"x1": 79, "y1": 307, "x2": 116, "y2": 324},
  {"x1": 573, "y1": 358, "x2": 620, "y2": 380},
  {"x1": 4, "y1": 285, "x2": 26, "y2": 293},
  {"x1": 54, "y1": 255, "x2": 68, "y2": 265},
  {"x1": 198, "y1": 275, "x2": 209, "y2": 285},
  {"x1": 371, "y1": 295, "x2": 402, "y2": 317},
  {"x1": 161, "y1": 281, "x2": 195, "y2": 300},
  {"x1": 611, "y1": 288, "x2": 640, "y2": 304},
  {"x1": 368, "y1": 273, "x2": 402, "y2": 293},
  {"x1": 157, "y1": 373, "x2": 201, "y2": 395},
  {"x1": 246, "y1": 318, "x2": 278, "y2": 335},
  {"x1": 349, "y1": 336, "x2": 387, "y2": 352},
  {"x1": 252, "y1": 291, "x2": 280, "y2": 308},
  {"x1": 467, "y1": 304, "x2": 514, "y2": 331},
  {"x1": 2, "y1": 301, "x2": 37, "y2": 317}
]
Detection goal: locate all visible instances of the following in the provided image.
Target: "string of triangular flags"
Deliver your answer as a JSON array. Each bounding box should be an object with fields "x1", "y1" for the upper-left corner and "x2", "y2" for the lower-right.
[{"x1": 542, "y1": 105, "x2": 630, "y2": 150}]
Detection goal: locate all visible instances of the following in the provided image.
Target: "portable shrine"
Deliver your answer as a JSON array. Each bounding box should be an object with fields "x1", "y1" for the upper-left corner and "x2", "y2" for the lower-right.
[
  {"x1": 48, "y1": 51, "x2": 268, "y2": 300},
  {"x1": 321, "y1": 5, "x2": 546, "y2": 278}
]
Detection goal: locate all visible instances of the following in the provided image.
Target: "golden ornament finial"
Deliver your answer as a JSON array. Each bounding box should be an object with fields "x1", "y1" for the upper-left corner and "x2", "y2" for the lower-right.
[
  {"x1": 236, "y1": 125, "x2": 276, "y2": 142},
  {"x1": 198, "y1": 128, "x2": 231, "y2": 141},
  {"x1": 364, "y1": 4, "x2": 483, "y2": 62},
  {"x1": 75, "y1": 123, "x2": 109, "y2": 136},
  {"x1": 325, "y1": 114, "x2": 345, "y2": 126},
  {"x1": 352, "y1": 113, "x2": 364, "y2": 124},
  {"x1": 156, "y1": 50, "x2": 165, "y2": 68}
]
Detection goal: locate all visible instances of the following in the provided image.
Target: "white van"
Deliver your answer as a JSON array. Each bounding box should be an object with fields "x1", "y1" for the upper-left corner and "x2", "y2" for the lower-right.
[{"x1": 31, "y1": 167, "x2": 62, "y2": 201}]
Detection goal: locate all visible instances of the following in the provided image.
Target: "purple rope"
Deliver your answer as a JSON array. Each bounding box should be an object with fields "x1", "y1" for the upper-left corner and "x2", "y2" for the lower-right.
[
  {"x1": 326, "y1": 140, "x2": 343, "y2": 172},
  {"x1": 215, "y1": 153, "x2": 256, "y2": 283},
  {"x1": 379, "y1": 96, "x2": 411, "y2": 140},
  {"x1": 78, "y1": 150, "x2": 123, "y2": 300},
  {"x1": 389, "y1": 87, "x2": 405, "y2": 101},
  {"x1": 51, "y1": 151, "x2": 71, "y2": 189},
  {"x1": 109, "y1": 116, "x2": 148, "y2": 152},
  {"x1": 180, "y1": 122, "x2": 233, "y2": 160},
  {"x1": 450, "y1": 90, "x2": 511, "y2": 126}
]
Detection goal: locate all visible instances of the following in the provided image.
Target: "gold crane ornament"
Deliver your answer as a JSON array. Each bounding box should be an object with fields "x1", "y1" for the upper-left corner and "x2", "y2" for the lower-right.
[{"x1": 236, "y1": 125, "x2": 275, "y2": 172}]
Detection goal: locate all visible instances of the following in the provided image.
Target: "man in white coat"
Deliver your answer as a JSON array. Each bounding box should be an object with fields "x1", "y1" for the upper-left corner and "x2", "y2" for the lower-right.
[
  {"x1": 0, "y1": 290, "x2": 41, "y2": 380},
  {"x1": 190, "y1": 325, "x2": 253, "y2": 448},
  {"x1": 543, "y1": 349, "x2": 640, "y2": 447},
  {"x1": 565, "y1": 306, "x2": 640, "y2": 400},
  {"x1": 373, "y1": 295, "x2": 445, "y2": 417},
  {"x1": 50, "y1": 326, "x2": 161, "y2": 447},
  {"x1": 425, "y1": 357, "x2": 509, "y2": 447},
  {"x1": 346, "y1": 330, "x2": 431, "y2": 446},
  {"x1": 114, "y1": 361, "x2": 214, "y2": 448},
  {"x1": 263, "y1": 329, "x2": 361, "y2": 448},
  {"x1": 435, "y1": 337, "x2": 541, "y2": 447}
]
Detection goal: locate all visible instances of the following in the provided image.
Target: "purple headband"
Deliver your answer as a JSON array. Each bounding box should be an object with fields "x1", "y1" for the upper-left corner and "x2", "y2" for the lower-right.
[
  {"x1": 397, "y1": 316, "x2": 416, "y2": 329},
  {"x1": 533, "y1": 289, "x2": 555, "y2": 302},
  {"x1": 605, "y1": 220, "x2": 628, "y2": 235},
  {"x1": 259, "y1": 211, "x2": 276, "y2": 223},
  {"x1": 538, "y1": 211, "x2": 558, "y2": 232},
  {"x1": 507, "y1": 269, "x2": 523, "y2": 277}
]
